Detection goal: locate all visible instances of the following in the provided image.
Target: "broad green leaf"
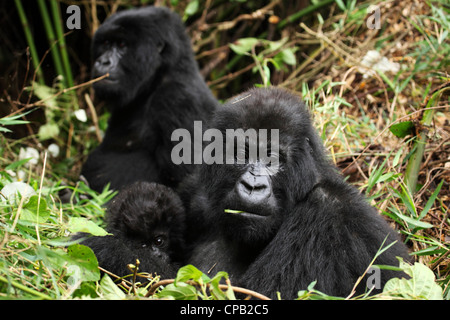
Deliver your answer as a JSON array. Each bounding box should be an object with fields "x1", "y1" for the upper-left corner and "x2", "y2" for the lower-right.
[
  {"x1": 209, "y1": 271, "x2": 234, "y2": 300},
  {"x1": 67, "y1": 217, "x2": 109, "y2": 236},
  {"x1": 157, "y1": 282, "x2": 198, "y2": 300},
  {"x1": 267, "y1": 38, "x2": 287, "y2": 52},
  {"x1": 184, "y1": 0, "x2": 198, "y2": 18},
  {"x1": 279, "y1": 48, "x2": 297, "y2": 65},
  {"x1": 389, "y1": 121, "x2": 415, "y2": 138},
  {"x1": 30, "y1": 82, "x2": 57, "y2": 109},
  {"x1": 229, "y1": 38, "x2": 259, "y2": 55},
  {"x1": 383, "y1": 258, "x2": 443, "y2": 300},
  {"x1": 66, "y1": 244, "x2": 100, "y2": 282},
  {"x1": 98, "y1": 274, "x2": 126, "y2": 299},
  {"x1": 21, "y1": 196, "x2": 50, "y2": 223},
  {"x1": 38, "y1": 123, "x2": 60, "y2": 140},
  {"x1": 175, "y1": 264, "x2": 210, "y2": 285}
]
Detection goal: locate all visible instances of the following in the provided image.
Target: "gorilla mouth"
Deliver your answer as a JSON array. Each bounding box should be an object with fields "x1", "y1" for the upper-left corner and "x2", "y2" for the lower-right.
[
  {"x1": 92, "y1": 72, "x2": 119, "y2": 85},
  {"x1": 99, "y1": 77, "x2": 119, "y2": 85}
]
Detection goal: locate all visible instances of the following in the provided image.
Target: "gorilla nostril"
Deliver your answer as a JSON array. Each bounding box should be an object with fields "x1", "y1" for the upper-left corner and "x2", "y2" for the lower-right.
[
  {"x1": 240, "y1": 178, "x2": 254, "y2": 192},
  {"x1": 237, "y1": 172, "x2": 271, "y2": 204}
]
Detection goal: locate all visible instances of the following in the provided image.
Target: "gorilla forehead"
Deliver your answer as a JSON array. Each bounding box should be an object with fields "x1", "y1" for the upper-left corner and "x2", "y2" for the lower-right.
[
  {"x1": 95, "y1": 6, "x2": 183, "y2": 40},
  {"x1": 214, "y1": 87, "x2": 313, "y2": 137},
  {"x1": 113, "y1": 182, "x2": 183, "y2": 227}
]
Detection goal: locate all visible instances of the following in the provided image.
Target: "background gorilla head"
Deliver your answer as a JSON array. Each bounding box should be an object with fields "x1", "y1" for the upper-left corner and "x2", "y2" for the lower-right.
[
  {"x1": 91, "y1": 6, "x2": 193, "y2": 107},
  {"x1": 197, "y1": 87, "x2": 331, "y2": 247}
]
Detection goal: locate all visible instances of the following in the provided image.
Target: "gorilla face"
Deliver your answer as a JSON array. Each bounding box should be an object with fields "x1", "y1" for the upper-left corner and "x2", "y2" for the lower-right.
[
  {"x1": 200, "y1": 88, "x2": 324, "y2": 247},
  {"x1": 107, "y1": 181, "x2": 185, "y2": 261},
  {"x1": 90, "y1": 7, "x2": 185, "y2": 107}
]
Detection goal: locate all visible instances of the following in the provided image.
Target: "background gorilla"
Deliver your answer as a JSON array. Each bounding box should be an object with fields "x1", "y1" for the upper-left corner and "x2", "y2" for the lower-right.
[
  {"x1": 77, "y1": 181, "x2": 185, "y2": 279},
  {"x1": 81, "y1": 6, "x2": 218, "y2": 192},
  {"x1": 182, "y1": 87, "x2": 410, "y2": 299}
]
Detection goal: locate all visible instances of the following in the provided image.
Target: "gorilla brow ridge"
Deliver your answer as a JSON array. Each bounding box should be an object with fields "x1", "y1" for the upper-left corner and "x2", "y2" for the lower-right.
[{"x1": 171, "y1": 122, "x2": 280, "y2": 173}]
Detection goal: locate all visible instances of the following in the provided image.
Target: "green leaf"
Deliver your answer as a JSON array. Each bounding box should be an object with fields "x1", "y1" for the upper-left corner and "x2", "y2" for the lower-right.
[
  {"x1": 279, "y1": 48, "x2": 297, "y2": 65},
  {"x1": 184, "y1": 0, "x2": 198, "y2": 18},
  {"x1": 30, "y1": 82, "x2": 58, "y2": 109},
  {"x1": 389, "y1": 121, "x2": 415, "y2": 138},
  {"x1": 21, "y1": 196, "x2": 50, "y2": 223},
  {"x1": 67, "y1": 217, "x2": 109, "y2": 236},
  {"x1": 209, "y1": 271, "x2": 235, "y2": 300},
  {"x1": 0, "y1": 109, "x2": 35, "y2": 130},
  {"x1": 267, "y1": 38, "x2": 287, "y2": 52},
  {"x1": 175, "y1": 264, "x2": 210, "y2": 285},
  {"x1": 5, "y1": 158, "x2": 34, "y2": 170},
  {"x1": 392, "y1": 210, "x2": 433, "y2": 230},
  {"x1": 335, "y1": 0, "x2": 346, "y2": 11},
  {"x1": 66, "y1": 244, "x2": 100, "y2": 282},
  {"x1": 0, "y1": 126, "x2": 12, "y2": 133},
  {"x1": 383, "y1": 258, "x2": 443, "y2": 300},
  {"x1": 38, "y1": 123, "x2": 60, "y2": 140},
  {"x1": 98, "y1": 274, "x2": 126, "y2": 299},
  {"x1": 229, "y1": 38, "x2": 259, "y2": 55},
  {"x1": 419, "y1": 180, "x2": 444, "y2": 220},
  {"x1": 157, "y1": 282, "x2": 198, "y2": 300}
]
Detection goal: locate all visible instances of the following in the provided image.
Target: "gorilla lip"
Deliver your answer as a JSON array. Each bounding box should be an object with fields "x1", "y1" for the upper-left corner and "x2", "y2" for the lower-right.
[{"x1": 99, "y1": 77, "x2": 118, "y2": 84}]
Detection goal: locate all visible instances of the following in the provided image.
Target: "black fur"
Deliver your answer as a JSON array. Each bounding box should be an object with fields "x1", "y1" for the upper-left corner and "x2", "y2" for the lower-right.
[
  {"x1": 77, "y1": 181, "x2": 185, "y2": 279},
  {"x1": 181, "y1": 87, "x2": 411, "y2": 299},
  {"x1": 81, "y1": 6, "x2": 217, "y2": 192}
]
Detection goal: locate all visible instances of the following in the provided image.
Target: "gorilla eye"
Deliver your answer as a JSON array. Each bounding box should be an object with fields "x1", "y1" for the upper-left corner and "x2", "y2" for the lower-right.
[
  {"x1": 118, "y1": 41, "x2": 126, "y2": 48},
  {"x1": 153, "y1": 235, "x2": 165, "y2": 247}
]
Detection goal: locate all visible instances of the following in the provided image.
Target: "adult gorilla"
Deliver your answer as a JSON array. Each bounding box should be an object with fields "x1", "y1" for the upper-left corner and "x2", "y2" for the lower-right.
[
  {"x1": 81, "y1": 6, "x2": 218, "y2": 192},
  {"x1": 182, "y1": 87, "x2": 410, "y2": 299}
]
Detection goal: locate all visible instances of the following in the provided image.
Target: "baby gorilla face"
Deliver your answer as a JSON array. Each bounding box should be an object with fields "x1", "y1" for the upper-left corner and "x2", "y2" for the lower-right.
[{"x1": 106, "y1": 181, "x2": 186, "y2": 261}]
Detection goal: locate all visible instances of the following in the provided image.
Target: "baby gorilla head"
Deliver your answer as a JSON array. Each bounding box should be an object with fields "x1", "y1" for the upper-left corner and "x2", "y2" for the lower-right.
[
  {"x1": 76, "y1": 181, "x2": 185, "y2": 279},
  {"x1": 106, "y1": 181, "x2": 185, "y2": 262}
]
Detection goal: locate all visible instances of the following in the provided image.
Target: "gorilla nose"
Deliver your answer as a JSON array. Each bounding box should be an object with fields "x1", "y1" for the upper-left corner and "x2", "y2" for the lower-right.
[{"x1": 237, "y1": 172, "x2": 271, "y2": 204}]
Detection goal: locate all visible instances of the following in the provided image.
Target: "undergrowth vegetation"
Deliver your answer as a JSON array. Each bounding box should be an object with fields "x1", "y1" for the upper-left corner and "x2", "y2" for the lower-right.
[{"x1": 0, "y1": 0, "x2": 449, "y2": 300}]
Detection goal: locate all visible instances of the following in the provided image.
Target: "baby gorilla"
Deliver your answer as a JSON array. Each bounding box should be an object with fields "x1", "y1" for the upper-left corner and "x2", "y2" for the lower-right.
[{"x1": 77, "y1": 182, "x2": 185, "y2": 279}]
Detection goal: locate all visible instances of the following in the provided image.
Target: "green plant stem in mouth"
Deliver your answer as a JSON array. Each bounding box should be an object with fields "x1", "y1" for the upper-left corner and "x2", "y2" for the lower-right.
[
  {"x1": 224, "y1": 209, "x2": 247, "y2": 214},
  {"x1": 224, "y1": 209, "x2": 268, "y2": 219}
]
